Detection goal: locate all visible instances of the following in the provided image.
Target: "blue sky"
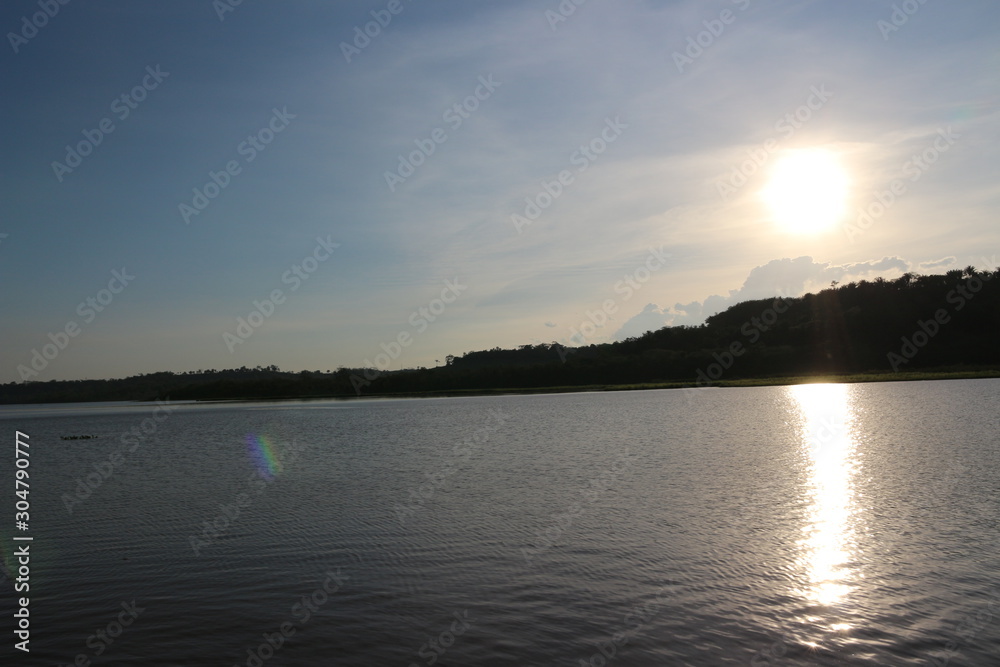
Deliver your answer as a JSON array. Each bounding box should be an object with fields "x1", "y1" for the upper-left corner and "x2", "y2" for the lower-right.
[{"x1": 1, "y1": 0, "x2": 998, "y2": 382}]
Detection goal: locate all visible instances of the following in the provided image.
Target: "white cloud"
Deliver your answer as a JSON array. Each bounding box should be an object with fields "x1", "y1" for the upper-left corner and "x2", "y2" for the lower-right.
[
  {"x1": 613, "y1": 255, "x2": 910, "y2": 340},
  {"x1": 614, "y1": 304, "x2": 674, "y2": 340},
  {"x1": 919, "y1": 256, "x2": 957, "y2": 270}
]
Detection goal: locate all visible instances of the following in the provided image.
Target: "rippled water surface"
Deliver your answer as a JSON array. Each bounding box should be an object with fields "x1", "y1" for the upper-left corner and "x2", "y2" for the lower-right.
[{"x1": 2, "y1": 380, "x2": 999, "y2": 665}]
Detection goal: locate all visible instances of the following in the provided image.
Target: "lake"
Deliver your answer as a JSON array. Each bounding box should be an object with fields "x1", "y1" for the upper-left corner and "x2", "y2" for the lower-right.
[{"x1": 2, "y1": 380, "x2": 999, "y2": 665}]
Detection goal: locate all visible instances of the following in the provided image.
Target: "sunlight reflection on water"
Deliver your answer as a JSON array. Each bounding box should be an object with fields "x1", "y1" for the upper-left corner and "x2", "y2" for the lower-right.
[{"x1": 788, "y1": 383, "x2": 861, "y2": 616}]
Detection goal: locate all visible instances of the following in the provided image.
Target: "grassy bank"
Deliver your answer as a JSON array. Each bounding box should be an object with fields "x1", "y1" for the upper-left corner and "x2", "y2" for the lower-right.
[{"x1": 259, "y1": 367, "x2": 1000, "y2": 401}]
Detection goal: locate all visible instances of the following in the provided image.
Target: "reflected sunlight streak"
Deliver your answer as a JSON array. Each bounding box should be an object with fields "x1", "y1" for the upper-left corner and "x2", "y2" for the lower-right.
[{"x1": 789, "y1": 383, "x2": 860, "y2": 609}]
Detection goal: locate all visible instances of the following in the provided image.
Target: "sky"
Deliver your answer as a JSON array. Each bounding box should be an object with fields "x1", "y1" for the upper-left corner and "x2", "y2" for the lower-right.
[{"x1": 1, "y1": 0, "x2": 998, "y2": 383}]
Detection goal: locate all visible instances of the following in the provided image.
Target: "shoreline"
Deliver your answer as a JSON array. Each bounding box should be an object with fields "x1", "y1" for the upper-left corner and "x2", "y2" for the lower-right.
[
  {"x1": 4, "y1": 368, "x2": 999, "y2": 407},
  {"x1": 191, "y1": 368, "x2": 1000, "y2": 402}
]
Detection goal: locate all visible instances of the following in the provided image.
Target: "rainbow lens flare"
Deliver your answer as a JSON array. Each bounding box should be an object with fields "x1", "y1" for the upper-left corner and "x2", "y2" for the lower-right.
[{"x1": 246, "y1": 434, "x2": 284, "y2": 482}]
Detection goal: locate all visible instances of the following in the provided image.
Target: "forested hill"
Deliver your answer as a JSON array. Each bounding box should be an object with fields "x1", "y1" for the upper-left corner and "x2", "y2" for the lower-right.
[{"x1": 3, "y1": 268, "x2": 998, "y2": 404}]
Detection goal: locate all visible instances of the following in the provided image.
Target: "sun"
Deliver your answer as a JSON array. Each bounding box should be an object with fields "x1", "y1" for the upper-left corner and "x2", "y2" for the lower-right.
[{"x1": 761, "y1": 149, "x2": 850, "y2": 234}]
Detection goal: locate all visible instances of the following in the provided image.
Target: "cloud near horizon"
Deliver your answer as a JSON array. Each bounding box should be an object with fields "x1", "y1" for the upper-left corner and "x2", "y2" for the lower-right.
[
  {"x1": 918, "y1": 256, "x2": 958, "y2": 271},
  {"x1": 612, "y1": 255, "x2": 910, "y2": 340}
]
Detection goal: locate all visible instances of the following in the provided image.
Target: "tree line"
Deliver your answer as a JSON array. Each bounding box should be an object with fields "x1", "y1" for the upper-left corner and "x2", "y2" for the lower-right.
[{"x1": 2, "y1": 267, "x2": 997, "y2": 404}]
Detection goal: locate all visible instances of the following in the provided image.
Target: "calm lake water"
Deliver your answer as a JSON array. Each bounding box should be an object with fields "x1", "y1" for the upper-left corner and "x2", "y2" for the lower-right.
[{"x1": 2, "y1": 380, "x2": 999, "y2": 665}]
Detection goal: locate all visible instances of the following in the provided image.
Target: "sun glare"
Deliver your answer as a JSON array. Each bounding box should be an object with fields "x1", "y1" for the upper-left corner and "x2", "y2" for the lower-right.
[
  {"x1": 788, "y1": 383, "x2": 860, "y2": 610},
  {"x1": 762, "y1": 149, "x2": 850, "y2": 234}
]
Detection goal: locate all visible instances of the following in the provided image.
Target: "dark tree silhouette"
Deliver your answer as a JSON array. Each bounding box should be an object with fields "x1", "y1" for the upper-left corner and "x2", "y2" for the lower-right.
[{"x1": 3, "y1": 267, "x2": 998, "y2": 404}]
